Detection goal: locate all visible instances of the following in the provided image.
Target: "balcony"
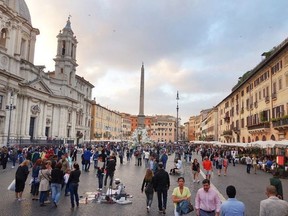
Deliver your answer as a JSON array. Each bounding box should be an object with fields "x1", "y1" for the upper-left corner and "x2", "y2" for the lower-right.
[
  {"x1": 272, "y1": 93, "x2": 277, "y2": 100},
  {"x1": 247, "y1": 122, "x2": 270, "y2": 134},
  {"x1": 232, "y1": 127, "x2": 240, "y2": 135},
  {"x1": 265, "y1": 96, "x2": 270, "y2": 103},
  {"x1": 222, "y1": 130, "x2": 232, "y2": 137},
  {"x1": 272, "y1": 117, "x2": 288, "y2": 131}
]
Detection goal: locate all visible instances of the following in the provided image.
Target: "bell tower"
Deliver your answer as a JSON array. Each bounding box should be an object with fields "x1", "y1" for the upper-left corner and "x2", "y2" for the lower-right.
[{"x1": 53, "y1": 16, "x2": 78, "y2": 85}]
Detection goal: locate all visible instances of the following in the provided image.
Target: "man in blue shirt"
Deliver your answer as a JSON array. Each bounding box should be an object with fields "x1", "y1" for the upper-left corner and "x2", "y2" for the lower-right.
[{"x1": 220, "y1": 185, "x2": 245, "y2": 216}]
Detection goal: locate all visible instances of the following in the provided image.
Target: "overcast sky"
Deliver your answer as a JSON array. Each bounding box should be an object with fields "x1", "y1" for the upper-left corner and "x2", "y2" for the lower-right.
[{"x1": 25, "y1": 0, "x2": 288, "y2": 123}]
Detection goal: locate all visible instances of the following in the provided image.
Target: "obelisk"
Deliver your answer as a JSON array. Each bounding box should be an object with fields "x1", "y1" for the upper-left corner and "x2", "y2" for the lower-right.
[{"x1": 137, "y1": 63, "x2": 145, "y2": 128}]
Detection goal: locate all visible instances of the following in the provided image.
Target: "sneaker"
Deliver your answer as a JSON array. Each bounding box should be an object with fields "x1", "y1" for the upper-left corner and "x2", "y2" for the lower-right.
[
  {"x1": 197, "y1": 180, "x2": 200, "y2": 183},
  {"x1": 158, "y1": 210, "x2": 163, "y2": 213},
  {"x1": 44, "y1": 200, "x2": 51, "y2": 204},
  {"x1": 53, "y1": 201, "x2": 57, "y2": 207},
  {"x1": 163, "y1": 208, "x2": 166, "y2": 214},
  {"x1": 193, "y1": 180, "x2": 196, "y2": 183},
  {"x1": 11, "y1": 166, "x2": 15, "y2": 168}
]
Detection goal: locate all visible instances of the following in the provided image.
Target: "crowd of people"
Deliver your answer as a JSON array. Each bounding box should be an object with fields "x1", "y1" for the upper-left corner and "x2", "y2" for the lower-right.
[{"x1": 0, "y1": 142, "x2": 287, "y2": 215}]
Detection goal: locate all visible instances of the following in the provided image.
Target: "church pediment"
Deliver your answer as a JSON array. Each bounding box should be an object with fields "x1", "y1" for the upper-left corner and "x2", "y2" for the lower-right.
[{"x1": 24, "y1": 78, "x2": 53, "y2": 95}]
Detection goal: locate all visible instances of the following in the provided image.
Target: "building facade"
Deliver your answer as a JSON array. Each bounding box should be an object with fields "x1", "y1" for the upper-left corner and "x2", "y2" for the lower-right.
[
  {"x1": 0, "y1": 1, "x2": 93, "y2": 147},
  {"x1": 150, "y1": 115, "x2": 176, "y2": 143},
  {"x1": 188, "y1": 36, "x2": 288, "y2": 153},
  {"x1": 91, "y1": 100, "x2": 122, "y2": 141}
]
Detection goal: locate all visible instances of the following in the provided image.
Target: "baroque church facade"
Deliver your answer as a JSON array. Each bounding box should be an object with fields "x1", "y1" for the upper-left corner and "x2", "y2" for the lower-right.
[{"x1": 0, "y1": 0, "x2": 94, "y2": 147}]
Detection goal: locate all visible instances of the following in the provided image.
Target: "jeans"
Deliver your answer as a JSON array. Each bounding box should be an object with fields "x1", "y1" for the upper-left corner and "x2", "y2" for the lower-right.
[
  {"x1": 39, "y1": 191, "x2": 48, "y2": 204},
  {"x1": 247, "y1": 164, "x2": 251, "y2": 173},
  {"x1": 65, "y1": 183, "x2": 70, "y2": 195},
  {"x1": 104, "y1": 172, "x2": 114, "y2": 187},
  {"x1": 84, "y1": 160, "x2": 90, "y2": 171},
  {"x1": 98, "y1": 174, "x2": 103, "y2": 189},
  {"x1": 145, "y1": 191, "x2": 153, "y2": 207},
  {"x1": 51, "y1": 183, "x2": 62, "y2": 204},
  {"x1": 69, "y1": 183, "x2": 79, "y2": 207},
  {"x1": 157, "y1": 188, "x2": 168, "y2": 210},
  {"x1": 31, "y1": 182, "x2": 39, "y2": 196}
]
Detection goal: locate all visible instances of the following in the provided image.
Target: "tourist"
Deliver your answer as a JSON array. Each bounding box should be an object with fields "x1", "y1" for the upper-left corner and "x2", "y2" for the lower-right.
[
  {"x1": 220, "y1": 185, "x2": 245, "y2": 215},
  {"x1": 83, "y1": 148, "x2": 92, "y2": 172},
  {"x1": 1, "y1": 147, "x2": 9, "y2": 169},
  {"x1": 39, "y1": 160, "x2": 52, "y2": 206},
  {"x1": 51, "y1": 162, "x2": 64, "y2": 207},
  {"x1": 259, "y1": 185, "x2": 288, "y2": 216},
  {"x1": 245, "y1": 155, "x2": 252, "y2": 174},
  {"x1": 104, "y1": 155, "x2": 116, "y2": 187},
  {"x1": 202, "y1": 156, "x2": 213, "y2": 180},
  {"x1": 152, "y1": 162, "x2": 170, "y2": 214},
  {"x1": 270, "y1": 171, "x2": 283, "y2": 200},
  {"x1": 192, "y1": 158, "x2": 200, "y2": 183},
  {"x1": 172, "y1": 177, "x2": 191, "y2": 216},
  {"x1": 31, "y1": 159, "x2": 42, "y2": 200},
  {"x1": 217, "y1": 154, "x2": 223, "y2": 176},
  {"x1": 252, "y1": 155, "x2": 258, "y2": 174},
  {"x1": 195, "y1": 179, "x2": 221, "y2": 216},
  {"x1": 15, "y1": 160, "x2": 30, "y2": 201},
  {"x1": 96, "y1": 156, "x2": 105, "y2": 191},
  {"x1": 223, "y1": 156, "x2": 228, "y2": 176},
  {"x1": 63, "y1": 168, "x2": 71, "y2": 196},
  {"x1": 141, "y1": 169, "x2": 154, "y2": 212},
  {"x1": 69, "y1": 163, "x2": 81, "y2": 209}
]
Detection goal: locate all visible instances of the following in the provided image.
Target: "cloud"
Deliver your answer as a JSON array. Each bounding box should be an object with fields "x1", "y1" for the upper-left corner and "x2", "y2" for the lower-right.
[{"x1": 26, "y1": 0, "x2": 288, "y2": 122}]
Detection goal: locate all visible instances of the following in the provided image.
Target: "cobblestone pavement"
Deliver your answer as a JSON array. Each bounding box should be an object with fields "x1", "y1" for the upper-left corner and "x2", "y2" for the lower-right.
[{"x1": 0, "y1": 153, "x2": 287, "y2": 216}]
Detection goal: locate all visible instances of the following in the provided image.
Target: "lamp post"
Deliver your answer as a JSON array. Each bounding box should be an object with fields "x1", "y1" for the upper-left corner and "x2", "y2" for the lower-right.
[
  {"x1": 6, "y1": 92, "x2": 16, "y2": 148},
  {"x1": 176, "y1": 91, "x2": 179, "y2": 145}
]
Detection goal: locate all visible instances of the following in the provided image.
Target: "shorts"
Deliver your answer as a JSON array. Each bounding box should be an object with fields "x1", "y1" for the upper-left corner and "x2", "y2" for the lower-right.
[
  {"x1": 217, "y1": 165, "x2": 222, "y2": 170},
  {"x1": 205, "y1": 170, "x2": 212, "y2": 175}
]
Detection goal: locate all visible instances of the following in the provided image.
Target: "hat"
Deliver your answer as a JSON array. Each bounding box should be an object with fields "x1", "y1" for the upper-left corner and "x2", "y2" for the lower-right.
[
  {"x1": 115, "y1": 178, "x2": 121, "y2": 184},
  {"x1": 158, "y1": 162, "x2": 163, "y2": 168}
]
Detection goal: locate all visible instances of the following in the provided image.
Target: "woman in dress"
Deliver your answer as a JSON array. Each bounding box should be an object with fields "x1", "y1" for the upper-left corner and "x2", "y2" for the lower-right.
[
  {"x1": 141, "y1": 169, "x2": 154, "y2": 212},
  {"x1": 191, "y1": 158, "x2": 200, "y2": 183},
  {"x1": 172, "y1": 177, "x2": 191, "y2": 216},
  {"x1": 15, "y1": 160, "x2": 30, "y2": 201}
]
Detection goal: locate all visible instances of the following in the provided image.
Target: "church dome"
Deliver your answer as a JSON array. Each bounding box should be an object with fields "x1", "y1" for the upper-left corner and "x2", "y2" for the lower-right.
[{"x1": 2, "y1": 0, "x2": 31, "y2": 25}]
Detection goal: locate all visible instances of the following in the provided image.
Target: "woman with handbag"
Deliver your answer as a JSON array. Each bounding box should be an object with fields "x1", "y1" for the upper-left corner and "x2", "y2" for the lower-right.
[
  {"x1": 38, "y1": 160, "x2": 52, "y2": 206},
  {"x1": 172, "y1": 177, "x2": 192, "y2": 216},
  {"x1": 141, "y1": 169, "x2": 154, "y2": 212}
]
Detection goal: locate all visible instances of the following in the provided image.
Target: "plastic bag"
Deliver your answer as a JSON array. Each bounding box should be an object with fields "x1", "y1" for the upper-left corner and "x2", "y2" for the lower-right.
[{"x1": 7, "y1": 179, "x2": 15, "y2": 191}]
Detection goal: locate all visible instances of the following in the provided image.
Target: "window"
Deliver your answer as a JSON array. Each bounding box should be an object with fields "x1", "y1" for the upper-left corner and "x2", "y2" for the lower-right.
[
  {"x1": 272, "y1": 82, "x2": 277, "y2": 94},
  {"x1": 0, "y1": 28, "x2": 7, "y2": 47},
  {"x1": 279, "y1": 78, "x2": 282, "y2": 90},
  {"x1": 62, "y1": 41, "x2": 66, "y2": 55},
  {"x1": 20, "y1": 38, "x2": 26, "y2": 59}
]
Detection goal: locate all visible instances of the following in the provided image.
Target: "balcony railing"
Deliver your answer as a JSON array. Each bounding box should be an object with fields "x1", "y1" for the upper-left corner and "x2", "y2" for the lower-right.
[
  {"x1": 272, "y1": 118, "x2": 288, "y2": 128},
  {"x1": 223, "y1": 130, "x2": 232, "y2": 136},
  {"x1": 247, "y1": 122, "x2": 270, "y2": 130}
]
